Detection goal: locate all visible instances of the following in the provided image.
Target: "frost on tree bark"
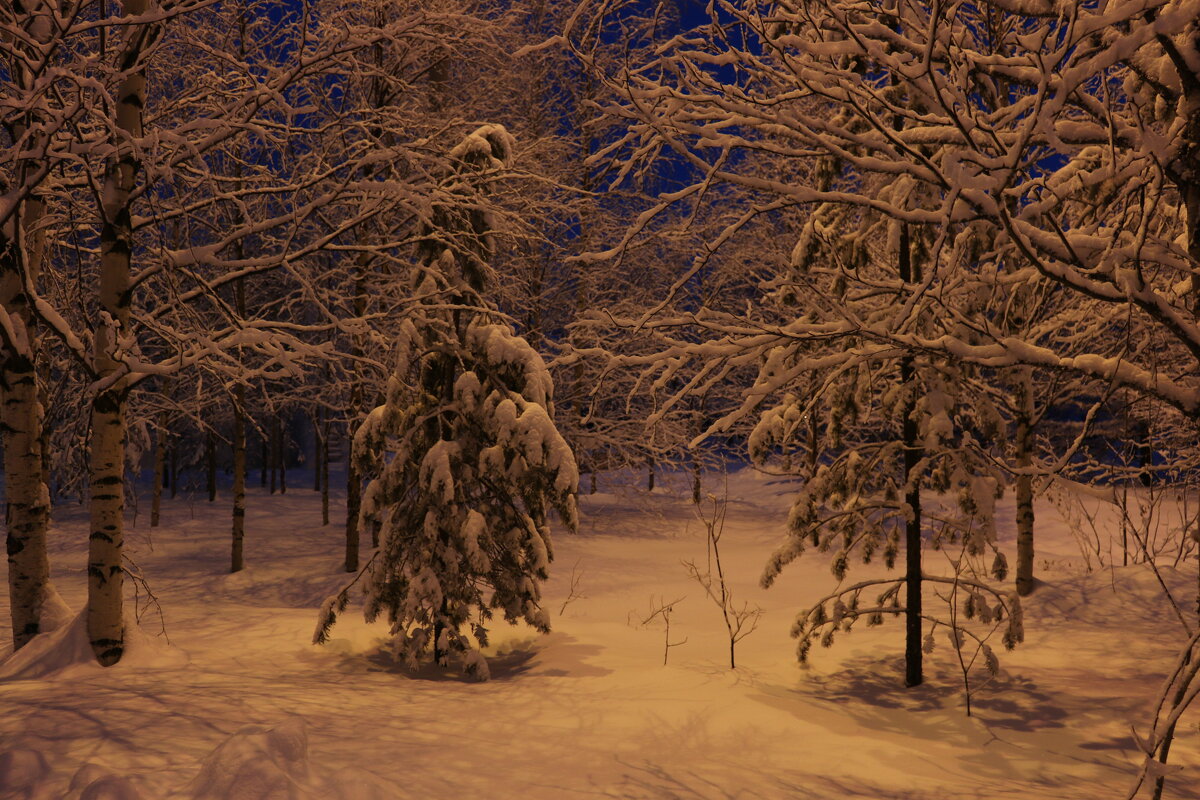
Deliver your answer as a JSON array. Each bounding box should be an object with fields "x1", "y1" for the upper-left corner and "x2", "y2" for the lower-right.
[{"x1": 89, "y1": 0, "x2": 150, "y2": 666}]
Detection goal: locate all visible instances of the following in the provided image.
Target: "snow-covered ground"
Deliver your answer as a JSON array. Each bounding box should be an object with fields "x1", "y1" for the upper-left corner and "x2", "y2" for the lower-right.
[{"x1": 1, "y1": 468, "x2": 1197, "y2": 799}]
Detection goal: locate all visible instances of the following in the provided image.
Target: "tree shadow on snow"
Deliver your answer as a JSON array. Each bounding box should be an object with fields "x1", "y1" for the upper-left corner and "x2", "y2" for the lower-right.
[
  {"x1": 360, "y1": 631, "x2": 611, "y2": 682},
  {"x1": 776, "y1": 653, "x2": 1069, "y2": 733}
]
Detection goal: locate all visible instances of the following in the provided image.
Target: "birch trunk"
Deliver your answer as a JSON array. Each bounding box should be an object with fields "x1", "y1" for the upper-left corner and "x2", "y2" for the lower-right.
[
  {"x1": 89, "y1": 0, "x2": 149, "y2": 666},
  {"x1": 2, "y1": 4, "x2": 53, "y2": 651},
  {"x1": 1, "y1": 203, "x2": 50, "y2": 647},
  {"x1": 2, "y1": 341, "x2": 50, "y2": 649}
]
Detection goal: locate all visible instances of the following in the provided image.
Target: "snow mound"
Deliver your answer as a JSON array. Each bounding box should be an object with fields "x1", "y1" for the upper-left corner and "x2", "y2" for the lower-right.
[
  {"x1": 188, "y1": 720, "x2": 396, "y2": 800},
  {"x1": 0, "y1": 607, "x2": 187, "y2": 682},
  {"x1": 0, "y1": 748, "x2": 50, "y2": 797},
  {"x1": 66, "y1": 764, "x2": 146, "y2": 800}
]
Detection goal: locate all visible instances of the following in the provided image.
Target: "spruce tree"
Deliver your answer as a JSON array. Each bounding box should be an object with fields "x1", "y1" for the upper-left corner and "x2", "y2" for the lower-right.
[{"x1": 315, "y1": 126, "x2": 578, "y2": 679}]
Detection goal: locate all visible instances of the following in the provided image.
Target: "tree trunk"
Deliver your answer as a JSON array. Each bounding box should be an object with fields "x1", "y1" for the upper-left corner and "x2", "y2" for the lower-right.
[
  {"x1": 231, "y1": 281, "x2": 247, "y2": 573},
  {"x1": 808, "y1": 402, "x2": 820, "y2": 478},
  {"x1": 260, "y1": 430, "x2": 267, "y2": 488},
  {"x1": 1, "y1": 0, "x2": 55, "y2": 652},
  {"x1": 278, "y1": 415, "x2": 286, "y2": 495},
  {"x1": 1, "y1": 328, "x2": 50, "y2": 649},
  {"x1": 345, "y1": 422, "x2": 361, "y2": 571},
  {"x1": 88, "y1": 0, "x2": 148, "y2": 666},
  {"x1": 150, "y1": 411, "x2": 166, "y2": 527},
  {"x1": 899, "y1": 223, "x2": 923, "y2": 689},
  {"x1": 1151, "y1": 101, "x2": 1200, "y2": 800},
  {"x1": 345, "y1": 255, "x2": 368, "y2": 570},
  {"x1": 312, "y1": 409, "x2": 322, "y2": 492},
  {"x1": 320, "y1": 416, "x2": 330, "y2": 527},
  {"x1": 232, "y1": 390, "x2": 246, "y2": 573},
  {"x1": 269, "y1": 419, "x2": 278, "y2": 495},
  {"x1": 691, "y1": 454, "x2": 701, "y2": 504},
  {"x1": 1014, "y1": 367, "x2": 1036, "y2": 596},
  {"x1": 169, "y1": 440, "x2": 178, "y2": 499},
  {"x1": 206, "y1": 429, "x2": 217, "y2": 502},
  {"x1": 647, "y1": 456, "x2": 655, "y2": 491}
]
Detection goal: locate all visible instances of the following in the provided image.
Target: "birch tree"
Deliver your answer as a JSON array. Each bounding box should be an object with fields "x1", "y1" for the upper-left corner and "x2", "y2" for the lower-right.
[{"x1": 0, "y1": 0, "x2": 68, "y2": 649}]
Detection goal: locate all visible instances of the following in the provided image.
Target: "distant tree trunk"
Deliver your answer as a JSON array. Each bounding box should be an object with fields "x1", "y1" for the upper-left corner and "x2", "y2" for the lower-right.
[
  {"x1": 647, "y1": 456, "x2": 655, "y2": 492},
  {"x1": 260, "y1": 430, "x2": 267, "y2": 488},
  {"x1": 808, "y1": 403, "x2": 820, "y2": 477},
  {"x1": 169, "y1": 440, "x2": 178, "y2": 499},
  {"x1": 320, "y1": 416, "x2": 330, "y2": 527},
  {"x1": 1014, "y1": 367, "x2": 1036, "y2": 597},
  {"x1": 206, "y1": 429, "x2": 217, "y2": 502},
  {"x1": 278, "y1": 415, "x2": 286, "y2": 495},
  {"x1": 269, "y1": 419, "x2": 278, "y2": 495},
  {"x1": 312, "y1": 408, "x2": 322, "y2": 492},
  {"x1": 899, "y1": 224, "x2": 923, "y2": 689},
  {"x1": 691, "y1": 454, "x2": 701, "y2": 504},
  {"x1": 231, "y1": 282, "x2": 247, "y2": 573},
  {"x1": 89, "y1": 0, "x2": 149, "y2": 667},
  {"x1": 345, "y1": 417, "x2": 361, "y2": 571},
  {"x1": 345, "y1": 256, "x2": 368, "y2": 570},
  {"x1": 150, "y1": 411, "x2": 166, "y2": 527}
]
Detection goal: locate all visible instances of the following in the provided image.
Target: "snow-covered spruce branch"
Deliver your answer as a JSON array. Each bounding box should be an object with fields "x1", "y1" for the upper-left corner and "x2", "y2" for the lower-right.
[{"x1": 788, "y1": 573, "x2": 1023, "y2": 670}]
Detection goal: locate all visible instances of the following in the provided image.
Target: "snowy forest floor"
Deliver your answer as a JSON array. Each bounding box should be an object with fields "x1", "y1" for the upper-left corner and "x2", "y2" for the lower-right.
[{"x1": 1, "y1": 468, "x2": 1198, "y2": 799}]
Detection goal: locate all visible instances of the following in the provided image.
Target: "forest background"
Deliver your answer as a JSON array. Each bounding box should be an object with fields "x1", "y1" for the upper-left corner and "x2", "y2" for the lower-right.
[{"x1": 4, "y1": 0, "x2": 1200, "y2": 797}]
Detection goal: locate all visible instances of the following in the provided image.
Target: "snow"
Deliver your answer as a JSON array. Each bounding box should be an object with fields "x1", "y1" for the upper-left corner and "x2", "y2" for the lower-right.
[{"x1": 1, "y1": 468, "x2": 1198, "y2": 798}]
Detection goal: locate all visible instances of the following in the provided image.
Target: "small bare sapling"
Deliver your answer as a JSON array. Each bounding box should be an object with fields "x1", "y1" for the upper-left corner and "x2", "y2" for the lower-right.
[
  {"x1": 638, "y1": 595, "x2": 687, "y2": 665},
  {"x1": 559, "y1": 558, "x2": 586, "y2": 616},
  {"x1": 684, "y1": 492, "x2": 762, "y2": 668}
]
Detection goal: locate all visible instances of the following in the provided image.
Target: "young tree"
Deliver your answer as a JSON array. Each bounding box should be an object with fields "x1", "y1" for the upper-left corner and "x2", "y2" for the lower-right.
[{"x1": 315, "y1": 125, "x2": 579, "y2": 679}]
